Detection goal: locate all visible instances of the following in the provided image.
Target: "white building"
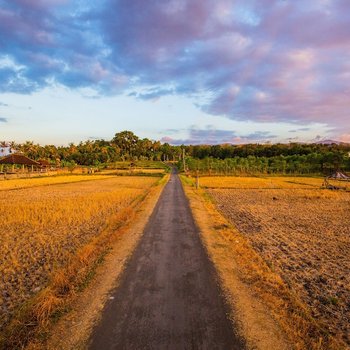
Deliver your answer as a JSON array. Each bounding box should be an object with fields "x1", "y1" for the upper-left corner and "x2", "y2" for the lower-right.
[{"x1": 0, "y1": 146, "x2": 13, "y2": 157}]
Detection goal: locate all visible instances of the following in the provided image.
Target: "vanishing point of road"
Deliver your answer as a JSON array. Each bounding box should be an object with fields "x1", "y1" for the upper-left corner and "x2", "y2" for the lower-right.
[{"x1": 88, "y1": 170, "x2": 245, "y2": 350}]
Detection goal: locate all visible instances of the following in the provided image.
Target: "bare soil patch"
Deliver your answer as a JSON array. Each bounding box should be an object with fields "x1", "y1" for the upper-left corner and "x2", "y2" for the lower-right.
[{"x1": 208, "y1": 186, "x2": 350, "y2": 346}]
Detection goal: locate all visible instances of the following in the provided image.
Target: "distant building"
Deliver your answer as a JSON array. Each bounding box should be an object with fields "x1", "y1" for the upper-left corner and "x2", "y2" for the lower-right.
[
  {"x1": 0, "y1": 154, "x2": 41, "y2": 173},
  {"x1": 0, "y1": 145, "x2": 14, "y2": 157}
]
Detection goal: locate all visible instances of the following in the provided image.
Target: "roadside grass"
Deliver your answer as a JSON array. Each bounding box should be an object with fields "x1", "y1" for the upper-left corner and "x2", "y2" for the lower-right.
[
  {"x1": 181, "y1": 175, "x2": 347, "y2": 350},
  {"x1": 0, "y1": 175, "x2": 167, "y2": 349}
]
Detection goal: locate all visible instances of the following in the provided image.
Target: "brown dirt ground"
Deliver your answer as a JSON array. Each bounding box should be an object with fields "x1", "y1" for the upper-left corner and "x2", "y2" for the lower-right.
[{"x1": 208, "y1": 187, "x2": 350, "y2": 347}]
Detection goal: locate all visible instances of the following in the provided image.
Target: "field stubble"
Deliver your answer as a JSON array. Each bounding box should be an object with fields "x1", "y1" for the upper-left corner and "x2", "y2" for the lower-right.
[
  {"x1": 0, "y1": 174, "x2": 117, "y2": 191},
  {"x1": 0, "y1": 176, "x2": 158, "y2": 334},
  {"x1": 205, "y1": 176, "x2": 350, "y2": 347}
]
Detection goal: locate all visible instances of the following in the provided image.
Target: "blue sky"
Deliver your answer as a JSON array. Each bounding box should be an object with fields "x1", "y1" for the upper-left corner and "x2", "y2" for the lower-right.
[{"x1": 0, "y1": 0, "x2": 349, "y2": 145}]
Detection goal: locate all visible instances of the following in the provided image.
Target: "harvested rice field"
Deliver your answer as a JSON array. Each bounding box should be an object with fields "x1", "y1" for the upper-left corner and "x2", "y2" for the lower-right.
[
  {"x1": 205, "y1": 176, "x2": 350, "y2": 346},
  {"x1": 0, "y1": 174, "x2": 116, "y2": 191},
  {"x1": 200, "y1": 175, "x2": 324, "y2": 189},
  {"x1": 0, "y1": 175, "x2": 159, "y2": 331}
]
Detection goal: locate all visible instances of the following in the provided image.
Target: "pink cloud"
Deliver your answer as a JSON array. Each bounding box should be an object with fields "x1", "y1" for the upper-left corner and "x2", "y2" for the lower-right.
[
  {"x1": 338, "y1": 134, "x2": 350, "y2": 143},
  {"x1": 1, "y1": 0, "x2": 350, "y2": 132}
]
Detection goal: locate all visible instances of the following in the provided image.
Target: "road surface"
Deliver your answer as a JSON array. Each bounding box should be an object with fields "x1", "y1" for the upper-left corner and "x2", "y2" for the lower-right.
[{"x1": 88, "y1": 171, "x2": 245, "y2": 350}]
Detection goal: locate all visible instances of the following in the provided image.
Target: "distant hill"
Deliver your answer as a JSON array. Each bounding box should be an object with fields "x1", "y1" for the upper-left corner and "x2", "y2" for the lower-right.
[{"x1": 316, "y1": 139, "x2": 349, "y2": 145}]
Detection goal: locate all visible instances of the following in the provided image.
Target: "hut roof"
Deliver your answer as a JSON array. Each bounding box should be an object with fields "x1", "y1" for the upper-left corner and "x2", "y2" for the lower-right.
[
  {"x1": 327, "y1": 171, "x2": 350, "y2": 180},
  {"x1": 0, "y1": 154, "x2": 40, "y2": 166}
]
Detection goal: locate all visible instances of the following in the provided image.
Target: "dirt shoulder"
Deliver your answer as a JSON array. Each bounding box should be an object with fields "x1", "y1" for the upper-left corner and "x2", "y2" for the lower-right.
[
  {"x1": 41, "y1": 175, "x2": 169, "y2": 350},
  {"x1": 181, "y1": 177, "x2": 292, "y2": 350}
]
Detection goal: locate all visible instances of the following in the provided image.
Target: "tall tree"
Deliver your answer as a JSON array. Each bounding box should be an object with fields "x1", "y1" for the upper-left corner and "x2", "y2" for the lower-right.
[{"x1": 112, "y1": 131, "x2": 139, "y2": 159}]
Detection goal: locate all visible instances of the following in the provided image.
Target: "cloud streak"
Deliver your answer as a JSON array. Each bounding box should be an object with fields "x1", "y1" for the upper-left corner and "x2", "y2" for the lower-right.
[
  {"x1": 0, "y1": 117, "x2": 8, "y2": 123},
  {"x1": 161, "y1": 126, "x2": 276, "y2": 145},
  {"x1": 0, "y1": 0, "x2": 349, "y2": 134}
]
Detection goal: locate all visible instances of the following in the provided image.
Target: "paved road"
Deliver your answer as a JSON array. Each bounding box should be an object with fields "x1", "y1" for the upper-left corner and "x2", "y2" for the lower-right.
[{"x1": 88, "y1": 171, "x2": 245, "y2": 350}]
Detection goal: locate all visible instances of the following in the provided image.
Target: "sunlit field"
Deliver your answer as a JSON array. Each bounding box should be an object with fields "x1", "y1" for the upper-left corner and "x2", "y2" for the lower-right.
[
  {"x1": 0, "y1": 175, "x2": 159, "y2": 331},
  {"x1": 0, "y1": 174, "x2": 116, "y2": 191},
  {"x1": 103, "y1": 168, "x2": 167, "y2": 175},
  {"x1": 199, "y1": 175, "x2": 324, "y2": 189},
  {"x1": 205, "y1": 176, "x2": 350, "y2": 346}
]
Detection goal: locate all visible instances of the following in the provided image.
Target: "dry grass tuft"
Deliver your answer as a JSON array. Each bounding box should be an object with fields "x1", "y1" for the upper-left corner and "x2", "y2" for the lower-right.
[{"x1": 33, "y1": 292, "x2": 64, "y2": 327}]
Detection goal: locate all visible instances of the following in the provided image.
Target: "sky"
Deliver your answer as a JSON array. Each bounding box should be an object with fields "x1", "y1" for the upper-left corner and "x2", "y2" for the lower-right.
[{"x1": 0, "y1": 0, "x2": 349, "y2": 145}]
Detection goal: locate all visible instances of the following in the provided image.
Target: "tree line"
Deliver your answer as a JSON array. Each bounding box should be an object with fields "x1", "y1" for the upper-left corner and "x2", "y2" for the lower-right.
[
  {"x1": 181, "y1": 153, "x2": 350, "y2": 176},
  {"x1": 1, "y1": 131, "x2": 350, "y2": 173},
  {"x1": 181, "y1": 143, "x2": 350, "y2": 175},
  {"x1": 1, "y1": 131, "x2": 180, "y2": 167}
]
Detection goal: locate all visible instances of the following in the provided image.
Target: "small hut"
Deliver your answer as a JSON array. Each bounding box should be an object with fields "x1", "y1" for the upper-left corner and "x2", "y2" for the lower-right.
[
  {"x1": 323, "y1": 171, "x2": 350, "y2": 190},
  {"x1": 0, "y1": 154, "x2": 41, "y2": 173}
]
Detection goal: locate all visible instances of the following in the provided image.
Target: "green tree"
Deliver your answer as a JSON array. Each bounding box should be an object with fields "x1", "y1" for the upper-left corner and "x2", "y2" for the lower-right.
[{"x1": 112, "y1": 131, "x2": 139, "y2": 159}]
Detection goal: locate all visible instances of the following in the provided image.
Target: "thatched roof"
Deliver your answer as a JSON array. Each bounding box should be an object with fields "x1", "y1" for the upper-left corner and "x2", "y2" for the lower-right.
[
  {"x1": 327, "y1": 171, "x2": 350, "y2": 180},
  {"x1": 0, "y1": 154, "x2": 40, "y2": 166}
]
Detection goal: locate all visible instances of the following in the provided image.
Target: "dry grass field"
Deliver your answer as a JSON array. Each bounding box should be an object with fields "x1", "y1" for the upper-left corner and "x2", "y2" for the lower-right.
[
  {"x1": 204, "y1": 176, "x2": 350, "y2": 347},
  {"x1": 106, "y1": 168, "x2": 166, "y2": 175},
  {"x1": 199, "y1": 175, "x2": 324, "y2": 189},
  {"x1": 0, "y1": 174, "x2": 116, "y2": 191},
  {"x1": 0, "y1": 175, "x2": 159, "y2": 336}
]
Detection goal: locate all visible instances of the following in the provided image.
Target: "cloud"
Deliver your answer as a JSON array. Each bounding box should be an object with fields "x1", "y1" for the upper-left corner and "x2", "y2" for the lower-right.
[
  {"x1": 243, "y1": 131, "x2": 277, "y2": 141},
  {"x1": 0, "y1": 0, "x2": 349, "y2": 132},
  {"x1": 0, "y1": 1, "x2": 125, "y2": 93},
  {"x1": 100, "y1": 0, "x2": 350, "y2": 129},
  {"x1": 128, "y1": 88, "x2": 174, "y2": 101},
  {"x1": 162, "y1": 127, "x2": 237, "y2": 145},
  {"x1": 338, "y1": 134, "x2": 350, "y2": 143},
  {"x1": 289, "y1": 127, "x2": 311, "y2": 133},
  {"x1": 0, "y1": 117, "x2": 8, "y2": 123},
  {"x1": 161, "y1": 126, "x2": 276, "y2": 145}
]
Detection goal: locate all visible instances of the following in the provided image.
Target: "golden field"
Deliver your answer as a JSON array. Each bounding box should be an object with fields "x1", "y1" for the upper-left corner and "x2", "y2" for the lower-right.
[
  {"x1": 0, "y1": 175, "x2": 159, "y2": 335},
  {"x1": 105, "y1": 168, "x2": 166, "y2": 175},
  {"x1": 0, "y1": 174, "x2": 116, "y2": 191},
  {"x1": 203, "y1": 176, "x2": 350, "y2": 347},
  {"x1": 199, "y1": 175, "x2": 324, "y2": 189}
]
